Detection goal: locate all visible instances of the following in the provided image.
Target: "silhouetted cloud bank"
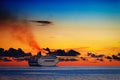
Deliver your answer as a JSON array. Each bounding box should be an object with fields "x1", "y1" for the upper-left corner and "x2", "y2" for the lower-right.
[{"x1": 0, "y1": 47, "x2": 120, "y2": 62}]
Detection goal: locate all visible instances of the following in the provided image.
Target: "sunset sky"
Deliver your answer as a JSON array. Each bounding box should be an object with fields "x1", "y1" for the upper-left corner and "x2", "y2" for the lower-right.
[{"x1": 0, "y1": 0, "x2": 120, "y2": 66}]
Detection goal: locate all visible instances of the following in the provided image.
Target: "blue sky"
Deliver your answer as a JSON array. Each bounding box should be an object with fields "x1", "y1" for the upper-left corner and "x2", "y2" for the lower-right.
[{"x1": 2, "y1": 0, "x2": 120, "y2": 22}]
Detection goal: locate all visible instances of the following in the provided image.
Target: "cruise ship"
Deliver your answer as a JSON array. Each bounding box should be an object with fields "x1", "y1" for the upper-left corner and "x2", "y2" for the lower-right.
[{"x1": 28, "y1": 55, "x2": 59, "y2": 67}]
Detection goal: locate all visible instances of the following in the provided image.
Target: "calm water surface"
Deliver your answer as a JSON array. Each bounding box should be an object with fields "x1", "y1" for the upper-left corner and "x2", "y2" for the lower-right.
[{"x1": 0, "y1": 66, "x2": 120, "y2": 80}]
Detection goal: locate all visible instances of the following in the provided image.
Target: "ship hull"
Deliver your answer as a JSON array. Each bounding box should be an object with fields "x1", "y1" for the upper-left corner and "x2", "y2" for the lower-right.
[{"x1": 28, "y1": 61, "x2": 58, "y2": 67}]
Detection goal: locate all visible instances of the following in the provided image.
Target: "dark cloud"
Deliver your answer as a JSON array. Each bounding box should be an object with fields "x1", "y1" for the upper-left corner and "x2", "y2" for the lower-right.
[
  {"x1": 105, "y1": 56, "x2": 112, "y2": 59},
  {"x1": 0, "y1": 1, "x2": 17, "y2": 23},
  {"x1": 87, "y1": 52, "x2": 105, "y2": 58},
  {"x1": 96, "y1": 58, "x2": 104, "y2": 62},
  {"x1": 0, "y1": 48, "x2": 32, "y2": 58},
  {"x1": 87, "y1": 52, "x2": 106, "y2": 62},
  {"x1": 44, "y1": 48, "x2": 81, "y2": 56},
  {"x1": 118, "y1": 53, "x2": 120, "y2": 56},
  {"x1": 0, "y1": 48, "x2": 32, "y2": 62},
  {"x1": 59, "y1": 58, "x2": 78, "y2": 61},
  {"x1": 29, "y1": 20, "x2": 53, "y2": 26},
  {"x1": 105, "y1": 56, "x2": 112, "y2": 62},
  {"x1": 80, "y1": 57, "x2": 87, "y2": 61},
  {"x1": 112, "y1": 55, "x2": 120, "y2": 61},
  {"x1": 87, "y1": 52, "x2": 120, "y2": 62}
]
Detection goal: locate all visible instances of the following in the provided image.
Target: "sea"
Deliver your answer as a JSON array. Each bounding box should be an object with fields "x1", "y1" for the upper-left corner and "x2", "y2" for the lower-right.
[{"x1": 0, "y1": 66, "x2": 120, "y2": 80}]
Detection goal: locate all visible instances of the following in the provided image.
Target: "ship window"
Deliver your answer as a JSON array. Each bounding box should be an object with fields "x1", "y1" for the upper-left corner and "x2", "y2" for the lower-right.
[{"x1": 45, "y1": 60, "x2": 54, "y2": 62}]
